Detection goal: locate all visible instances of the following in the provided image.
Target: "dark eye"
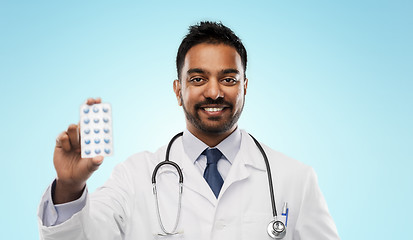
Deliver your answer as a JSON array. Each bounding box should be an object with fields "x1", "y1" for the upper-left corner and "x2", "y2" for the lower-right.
[
  {"x1": 222, "y1": 78, "x2": 237, "y2": 85},
  {"x1": 189, "y1": 77, "x2": 206, "y2": 85}
]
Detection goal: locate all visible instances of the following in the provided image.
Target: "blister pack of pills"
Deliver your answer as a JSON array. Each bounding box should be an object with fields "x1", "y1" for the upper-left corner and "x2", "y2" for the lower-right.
[{"x1": 80, "y1": 103, "x2": 113, "y2": 158}]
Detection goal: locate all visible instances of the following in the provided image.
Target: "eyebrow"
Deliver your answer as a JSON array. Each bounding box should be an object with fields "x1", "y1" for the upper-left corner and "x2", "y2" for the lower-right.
[
  {"x1": 187, "y1": 68, "x2": 240, "y2": 75},
  {"x1": 187, "y1": 68, "x2": 207, "y2": 75},
  {"x1": 221, "y1": 69, "x2": 240, "y2": 75}
]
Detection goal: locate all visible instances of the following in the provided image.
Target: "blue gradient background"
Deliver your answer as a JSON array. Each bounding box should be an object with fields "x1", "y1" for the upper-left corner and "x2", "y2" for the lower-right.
[{"x1": 1, "y1": 1, "x2": 412, "y2": 239}]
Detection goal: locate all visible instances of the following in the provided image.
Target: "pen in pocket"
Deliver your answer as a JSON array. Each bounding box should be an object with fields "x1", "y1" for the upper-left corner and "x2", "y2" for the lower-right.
[{"x1": 282, "y1": 202, "x2": 289, "y2": 227}]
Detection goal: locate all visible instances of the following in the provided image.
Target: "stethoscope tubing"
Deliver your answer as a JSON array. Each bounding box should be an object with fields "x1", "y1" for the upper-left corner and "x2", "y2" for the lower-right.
[
  {"x1": 151, "y1": 132, "x2": 285, "y2": 238},
  {"x1": 151, "y1": 132, "x2": 185, "y2": 235},
  {"x1": 248, "y1": 134, "x2": 278, "y2": 218},
  {"x1": 151, "y1": 132, "x2": 184, "y2": 185}
]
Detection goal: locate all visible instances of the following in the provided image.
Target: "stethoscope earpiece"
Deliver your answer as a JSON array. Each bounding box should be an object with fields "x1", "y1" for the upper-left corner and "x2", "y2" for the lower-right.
[{"x1": 267, "y1": 220, "x2": 286, "y2": 239}]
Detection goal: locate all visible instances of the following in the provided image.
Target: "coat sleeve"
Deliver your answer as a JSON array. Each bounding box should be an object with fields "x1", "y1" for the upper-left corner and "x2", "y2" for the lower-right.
[
  {"x1": 293, "y1": 168, "x2": 340, "y2": 240},
  {"x1": 38, "y1": 162, "x2": 134, "y2": 240}
]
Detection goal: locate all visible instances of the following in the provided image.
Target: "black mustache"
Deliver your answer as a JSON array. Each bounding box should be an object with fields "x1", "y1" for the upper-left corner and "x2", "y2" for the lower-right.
[{"x1": 194, "y1": 98, "x2": 233, "y2": 109}]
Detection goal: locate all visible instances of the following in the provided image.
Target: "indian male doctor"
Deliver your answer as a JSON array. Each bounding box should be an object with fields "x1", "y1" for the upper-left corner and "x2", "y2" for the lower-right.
[{"x1": 38, "y1": 21, "x2": 340, "y2": 239}]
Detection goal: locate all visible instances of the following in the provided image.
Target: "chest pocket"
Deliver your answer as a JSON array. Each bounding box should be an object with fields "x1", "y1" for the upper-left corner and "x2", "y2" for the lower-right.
[{"x1": 242, "y1": 214, "x2": 274, "y2": 240}]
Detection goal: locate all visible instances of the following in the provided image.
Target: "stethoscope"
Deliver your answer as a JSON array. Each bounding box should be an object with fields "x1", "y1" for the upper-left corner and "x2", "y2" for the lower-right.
[{"x1": 152, "y1": 132, "x2": 287, "y2": 239}]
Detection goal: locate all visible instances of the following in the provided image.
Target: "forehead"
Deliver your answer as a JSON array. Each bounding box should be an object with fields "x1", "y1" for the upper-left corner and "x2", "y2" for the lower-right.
[{"x1": 182, "y1": 43, "x2": 243, "y2": 74}]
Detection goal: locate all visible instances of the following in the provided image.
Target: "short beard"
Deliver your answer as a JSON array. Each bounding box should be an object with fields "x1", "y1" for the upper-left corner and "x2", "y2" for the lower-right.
[{"x1": 181, "y1": 95, "x2": 244, "y2": 134}]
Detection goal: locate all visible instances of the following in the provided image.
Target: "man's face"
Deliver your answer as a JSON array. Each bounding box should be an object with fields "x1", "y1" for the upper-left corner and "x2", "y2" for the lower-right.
[{"x1": 173, "y1": 43, "x2": 248, "y2": 137}]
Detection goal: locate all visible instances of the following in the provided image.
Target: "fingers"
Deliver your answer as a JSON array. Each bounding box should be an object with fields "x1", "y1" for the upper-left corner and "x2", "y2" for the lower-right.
[
  {"x1": 56, "y1": 124, "x2": 80, "y2": 152},
  {"x1": 56, "y1": 131, "x2": 71, "y2": 152},
  {"x1": 88, "y1": 156, "x2": 104, "y2": 172},
  {"x1": 56, "y1": 97, "x2": 102, "y2": 153},
  {"x1": 67, "y1": 124, "x2": 80, "y2": 151},
  {"x1": 86, "y1": 97, "x2": 102, "y2": 106}
]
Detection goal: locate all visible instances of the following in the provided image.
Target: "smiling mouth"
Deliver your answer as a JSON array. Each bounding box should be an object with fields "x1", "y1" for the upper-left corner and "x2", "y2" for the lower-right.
[{"x1": 203, "y1": 107, "x2": 224, "y2": 112}]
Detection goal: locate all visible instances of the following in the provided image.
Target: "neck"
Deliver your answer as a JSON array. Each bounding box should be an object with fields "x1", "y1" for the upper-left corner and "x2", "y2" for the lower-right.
[{"x1": 188, "y1": 126, "x2": 237, "y2": 147}]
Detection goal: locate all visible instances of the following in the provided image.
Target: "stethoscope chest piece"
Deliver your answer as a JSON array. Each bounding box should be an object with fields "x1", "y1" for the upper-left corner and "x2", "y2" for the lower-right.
[
  {"x1": 155, "y1": 132, "x2": 288, "y2": 237},
  {"x1": 267, "y1": 220, "x2": 286, "y2": 239}
]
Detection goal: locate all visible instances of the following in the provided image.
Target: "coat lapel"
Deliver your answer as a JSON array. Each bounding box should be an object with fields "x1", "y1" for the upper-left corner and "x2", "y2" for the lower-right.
[
  {"x1": 169, "y1": 138, "x2": 218, "y2": 206},
  {"x1": 219, "y1": 130, "x2": 267, "y2": 198},
  {"x1": 166, "y1": 131, "x2": 267, "y2": 206}
]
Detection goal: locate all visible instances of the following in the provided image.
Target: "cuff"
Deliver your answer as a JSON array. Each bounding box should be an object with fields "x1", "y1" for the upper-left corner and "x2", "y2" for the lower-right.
[{"x1": 38, "y1": 179, "x2": 88, "y2": 227}]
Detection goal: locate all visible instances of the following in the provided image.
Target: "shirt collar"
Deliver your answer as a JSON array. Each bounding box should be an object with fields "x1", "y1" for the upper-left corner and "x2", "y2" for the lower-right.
[{"x1": 182, "y1": 128, "x2": 242, "y2": 164}]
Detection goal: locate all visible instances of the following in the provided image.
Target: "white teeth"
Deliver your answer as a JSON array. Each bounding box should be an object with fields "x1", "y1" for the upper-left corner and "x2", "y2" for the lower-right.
[{"x1": 204, "y1": 107, "x2": 224, "y2": 112}]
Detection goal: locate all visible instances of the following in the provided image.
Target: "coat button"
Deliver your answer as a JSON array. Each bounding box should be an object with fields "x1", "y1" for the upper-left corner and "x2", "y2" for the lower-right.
[{"x1": 215, "y1": 220, "x2": 226, "y2": 230}]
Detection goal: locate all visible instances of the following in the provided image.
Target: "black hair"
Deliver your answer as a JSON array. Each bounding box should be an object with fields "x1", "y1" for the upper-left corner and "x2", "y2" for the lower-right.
[{"x1": 176, "y1": 21, "x2": 247, "y2": 80}]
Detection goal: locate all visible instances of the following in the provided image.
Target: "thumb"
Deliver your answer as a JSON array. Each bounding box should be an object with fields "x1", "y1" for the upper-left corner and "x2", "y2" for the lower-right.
[{"x1": 88, "y1": 156, "x2": 104, "y2": 172}]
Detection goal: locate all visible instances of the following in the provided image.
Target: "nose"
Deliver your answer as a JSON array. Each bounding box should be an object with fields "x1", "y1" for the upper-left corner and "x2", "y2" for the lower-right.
[{"x1": 204, "y1": 79, "x2": 223, "y2": 100}]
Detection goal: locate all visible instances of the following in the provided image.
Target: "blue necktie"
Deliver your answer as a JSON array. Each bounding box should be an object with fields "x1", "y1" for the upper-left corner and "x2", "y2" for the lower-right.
[{"x1": 203, "y1": 148, "x2": 224, "y2": 198}]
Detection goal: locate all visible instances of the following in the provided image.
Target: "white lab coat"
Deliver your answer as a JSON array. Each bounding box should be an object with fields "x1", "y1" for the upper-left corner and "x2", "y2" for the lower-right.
[{"x1": 38, "y1": 130, "x2": 339, "y2": 239}]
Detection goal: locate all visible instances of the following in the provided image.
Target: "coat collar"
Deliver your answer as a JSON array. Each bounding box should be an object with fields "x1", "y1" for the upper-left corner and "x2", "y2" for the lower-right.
[
  {"x1": 237, "y1": 130, "x2": 267, "y2": 172},
  {"x1": 182, "y1": 128, "x2": 241, "y2": 166},
  {"x1": 166, "y1": 137, "x2": 218, "y2": 205},
  {"x1": 162, "y1": 130, "x2": 268, "y2": 206}
]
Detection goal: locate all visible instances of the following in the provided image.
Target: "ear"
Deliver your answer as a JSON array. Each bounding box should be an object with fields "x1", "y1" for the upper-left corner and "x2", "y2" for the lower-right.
[
  {"x1": 243, "y1": 78, "x2": 248, "y2": 96},
  {"x1": 173, "y1": 79, "x2": 182, "y2": 106}
]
